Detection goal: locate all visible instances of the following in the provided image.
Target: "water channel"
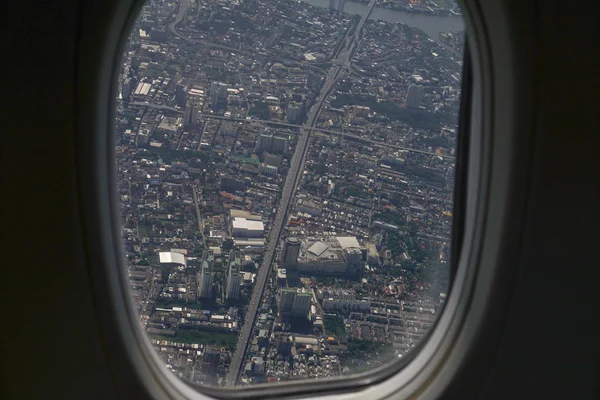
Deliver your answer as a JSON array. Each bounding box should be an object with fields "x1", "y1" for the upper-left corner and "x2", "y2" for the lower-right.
[{"x1": 301, "y1": 0, "x2": 465, "y2": 46}]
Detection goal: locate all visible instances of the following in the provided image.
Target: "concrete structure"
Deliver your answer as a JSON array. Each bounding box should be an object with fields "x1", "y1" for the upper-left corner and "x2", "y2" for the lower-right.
[
  {"x1": 279, "y1": 288, "x2": 297, "y2": 313},
  {"x1": 255, "y1": 133, "x2": 288, "y2": 154},
  {"x1": 122, "y1": 78, "x2": 133, "y2": 101},
  {"x1": 281, "y1": 236, "x2": 301, "y2": 267},
  {"x1": 232, "y1": 217, "x2": 265, "y2": 238},
  {"x1": 210, "y1": 81, "x2": 228, "y2": 109},
  {"x1": 328, "y1": 0, "x2": 336, "y2": 14},
  {"x1": 278, "y1": 288, "x2": 311, "y2": 318},
  {"x1": 286, "y1": 102, "x2": 303, "y2": 124},
  {"x1": 259, "y1": 163, "x2": 278, "y2": 176},
  {"x1": 263, "y1": 152, "x2": 282, "y2": 167},
  {"x1": 291, "y1": 289, "x2": 311, "y2": 318},
  {"x1": 297, "y1": 238, "x2": 346, "y2": 275},
  {"x1": 198, "y1": 249, "x2": 214, "y2": 299},
  {"x1": 175, "y1": 83, "x2": 187, "y2": 107},
  {"x1": 277, "y1": 268, "x2": 287, "y2": 285},
  {"x1": 183, "y1": 101, "x2": 198, "y2": 126},
  {"x1": 405, "y1": 84, "x2": 424, "y2": 108},
  {"x1": 296, "y1": 198, "x2": 322, "y2": 216},
  {"x1": 319, "y1": 288, "x2": 370, "y2": 313},
  {"x1": 345, "y1": 248, "x2": 363, "y2": 267},
  {"x1": 226, "y1": 250, "x2": 242, "y2": 300},
  {"x1": 159, "y1": 251, "x2": 187, "y2": 267},
  {"x1": 365, "y1": 242, "x2": 380, "y2": 266}
]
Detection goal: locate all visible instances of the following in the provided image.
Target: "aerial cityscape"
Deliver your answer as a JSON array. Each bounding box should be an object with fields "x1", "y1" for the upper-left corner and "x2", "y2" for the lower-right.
[{"x1": 116, "y1": 0, "x2": 463, "y2": 387}]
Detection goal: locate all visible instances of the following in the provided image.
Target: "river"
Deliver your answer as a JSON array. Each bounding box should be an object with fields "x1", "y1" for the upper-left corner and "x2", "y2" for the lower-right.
[{"x1": 301, "y1": 0, "x2": 464, "y2": 45}]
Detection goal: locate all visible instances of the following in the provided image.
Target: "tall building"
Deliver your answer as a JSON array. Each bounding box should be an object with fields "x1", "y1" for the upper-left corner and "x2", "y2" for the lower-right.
[
  {"x1": 198, "y1": 249, "x2": 214, "y2": 299},
  {"x1": 286, "y1": 103, "x2": 303, "y2": 124},
  {"x1": 271, "y1": 136, "x2": 288, "y2": 154},
  {"x1": 405, "y1": 84, "x2": 424, "y2": 108},
  {"x1": 210, "y1": 81, "x2": 228, "y2": 109},
  {"x1": 255, "y1": 134, "x2": 273, "y2": 153},
  {"x1": 255, "y1": 133, "x2": 288, "y2": 154},
  {"x1": 328, "y1": 0, "x2": 336, "y2": 14},
  {"x1": 226, "y1": 250, "x2": 242, "y2": 300},
  {"x1": 281, "y1": 236, "x2": 301, "y2": 267},
  {"x1": 291, "y1": 290, "x2": 311, "y2": 317},
  {"x1": 279, "y1": 289, "x2": 297, "y2": 313},
  {"x1": 337, "y1": 0, "x2": 346, "y2": 14},
  {"x1": 278, "y1": 288, "x2": 311, "y2": 318},
  {"x1": 122, "y1": 78, "x2": 132, "y2": 101},
  {"x1": 175, "y1": 84, "x2": 188, "y2": 107},
  {"x1": 184, "y1": 101, "x2": 198, "y2": 126}
]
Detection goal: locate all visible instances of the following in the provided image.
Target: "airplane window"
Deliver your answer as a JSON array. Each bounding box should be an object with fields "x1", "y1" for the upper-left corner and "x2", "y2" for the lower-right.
[{"x1": 115, "y1": 0, "x2": 465, "y2": 390}]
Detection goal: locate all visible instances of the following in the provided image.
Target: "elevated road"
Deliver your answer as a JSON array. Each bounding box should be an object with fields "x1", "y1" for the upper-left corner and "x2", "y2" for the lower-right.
[
  {"x1": 225, "y1": 0, "x2": 380, "y2": 386},
  {"x1": 128, "y1": 101, "x2": 454, "y2": 159}
]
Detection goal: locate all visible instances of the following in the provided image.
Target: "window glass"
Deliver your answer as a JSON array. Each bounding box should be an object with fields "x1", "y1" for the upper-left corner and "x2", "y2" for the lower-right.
[{"x1": 116, "y1": 0, "x2": 464, "y2": 388}]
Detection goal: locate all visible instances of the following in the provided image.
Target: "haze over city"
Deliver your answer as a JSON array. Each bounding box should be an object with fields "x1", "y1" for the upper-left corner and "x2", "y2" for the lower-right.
[{"x1": 116, "y1": 0, "x2": 463, "y2": 387}]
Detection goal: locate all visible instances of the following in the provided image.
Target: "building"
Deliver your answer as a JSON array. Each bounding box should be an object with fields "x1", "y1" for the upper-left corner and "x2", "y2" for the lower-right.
[
  {"x1": 221, "y1": 176, "x2": 247, "y2": 192},
  {"x1": 122, "y1": 77, "x2": 132, "y2": 101},
  {"x1": 292, "y1": 289, "x2": 311, "y2": 318},
  {"x1": 275, "y1": 333, "x2": 293, "y2": 355},
  {"x1": 295, "y1": 236, "x2": 362, "y2": 275},
  {"x1": 281, "y1": 236, "x2": 301, "y2": 267},
  {"x1": 158, "y1": 251, "x2": 187, "y2": 267},
  {"x1": 279, "y1": 288, "x2": 297, "y2": 313},
  {"x1": 278, "y1": 288, "x2": 311, "y2": 318},
  {"x1": 231, "y1": 217, "x2": 265, "y2": 238},
  {"x1": 277, "y1": 268, "x2": 287, "y2": 286},
  {"x1": 337, "y1": 0, "x2": 346, "y2": 13},
  {"x1": 198, "y1": 250, "x2": 214, "y2": 299},
  {"x1": 328, "y1": 0, "x2": 336, "y2": 14},
  {"x1": 226, "y1": 250, "x2": 242, "y2": 300},
  {"x1": 286, "y1": 102, "x2": 303, "y2": 124},
  {"x1": 175, "y1": 83, "x2": 187, "y2": 107},
  {"x1": 259, "y1": 163, "x2": 278, "y2": 176},
  {"x1": 183, "y1": 101, "x2": 198, "y2": 126},
  {"x1": 296, "y1": 198, "x2": 323, "y2": 217},
  {"x1": 405, "y1": 84, "x2": 424, "y2": 108},
  {"x1": 365, "y1": 243, "x2": 380, "y2": 266},
  {"x1": 263, "y1": 152, "x2": 282, "y2": 167},
  {"x1": 319, "y1": 288, "x2": 370, "y2": 313},
  {"x1": 255, "y1": 133, "x2": 288, "y2": 154},
  {"x1": 210, "y1": 81, "x2": 228, "y2": 109}
]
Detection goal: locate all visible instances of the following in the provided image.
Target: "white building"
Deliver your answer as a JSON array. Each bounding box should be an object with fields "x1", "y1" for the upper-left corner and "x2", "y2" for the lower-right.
[
  {"x1": 232, "y1": 217, "x2": 265, "y2": 238},
  {"x1": 158, "y1": 251, "x2": 186, "y2": 267}
]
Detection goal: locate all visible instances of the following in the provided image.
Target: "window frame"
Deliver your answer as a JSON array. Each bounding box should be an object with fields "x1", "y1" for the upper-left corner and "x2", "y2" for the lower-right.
[{"x1": 74, "y1": 0, "x2": 531, "y2": 399}]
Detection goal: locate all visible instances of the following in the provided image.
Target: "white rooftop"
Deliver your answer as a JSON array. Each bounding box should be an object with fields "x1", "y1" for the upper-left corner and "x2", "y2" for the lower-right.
[
  {"x1": 336, "y1": 236, "x2": 360, "y2": 249},
  {"x1": 232, "y1": 217, "x2": 264, "y2": 231},
  {"x1": 308, "y1": 241, "x2": 329, "y2": 256},
  {"x1": 159, "y1": 251, "x2": 186, "y2": 266}
]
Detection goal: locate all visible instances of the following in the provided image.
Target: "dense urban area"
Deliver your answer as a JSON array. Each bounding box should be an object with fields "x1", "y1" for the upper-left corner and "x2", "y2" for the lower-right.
[{"x1": 116, "y1": 0, "x2": 463, "y2": 387}]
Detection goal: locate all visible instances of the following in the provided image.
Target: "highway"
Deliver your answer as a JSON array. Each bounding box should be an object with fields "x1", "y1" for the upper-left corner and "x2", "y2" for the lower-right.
[
  {"x1": 158, "y1": 0, "x2": 446, "y2": 386},
  {"x1": 128, "y1": 101, "x2": 453, "y2": 159},
  {"x1": 138, "y1": 0, "x2": 456, "y2": 162},
  {"x1": 225, "y1": 0, "x2": 379, "y2": 386}
]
